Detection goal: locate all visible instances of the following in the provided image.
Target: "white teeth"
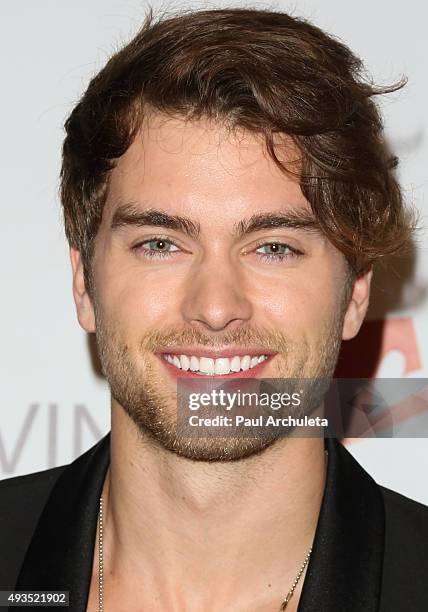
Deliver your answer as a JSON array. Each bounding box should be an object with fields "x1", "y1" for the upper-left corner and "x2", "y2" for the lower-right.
[
  {"x1": 250, "y1": 356, "x2": 259, "y2": 368},
  {"x1": 179, "y1": 354, "x2": 190, "y2": 371},
  {"x1": 190, "y1": 356, "x2": 199, "y2": 372},
  {"x1": 214, "y1": 358, "x2": 231, "y2": 375},
  {"x1": 241, "y1": 355, "x2": 251, "y2": 371},
  {"x1": 163, "y1": 353, "x2": 269, "y2": 374},
  {"x1": 230, "y1": 356, "x2": 241, "y2": 372},
  {"x1": 199, "y1": 357, "x2": 215, "y2": 375}
]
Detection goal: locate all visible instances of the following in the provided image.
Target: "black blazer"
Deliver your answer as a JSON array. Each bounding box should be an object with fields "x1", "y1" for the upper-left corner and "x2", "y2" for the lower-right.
[{"x1": 1, "y1": 434, "x2": 427, "y2": 611}]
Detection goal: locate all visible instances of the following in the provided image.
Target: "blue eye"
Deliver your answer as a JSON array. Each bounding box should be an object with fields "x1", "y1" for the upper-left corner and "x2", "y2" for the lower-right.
[
  {"x1": 255, "y1": 242, "x2": 302, "y2": 262},
  {"x1": 132, "y1": 237, "x2": 179, "y2": 259},
  {"x1": 141, "y1": 238, "x2": 178, "y2": 253}
]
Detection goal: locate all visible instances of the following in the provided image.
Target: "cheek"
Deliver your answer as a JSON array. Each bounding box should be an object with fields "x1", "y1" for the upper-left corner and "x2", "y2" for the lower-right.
[
  {"x1": 248, "y1": 270, "x2": 339, "y2": 335},
  {"x1": 94, "y1": 263, "x2": 182, "y2": 334}
]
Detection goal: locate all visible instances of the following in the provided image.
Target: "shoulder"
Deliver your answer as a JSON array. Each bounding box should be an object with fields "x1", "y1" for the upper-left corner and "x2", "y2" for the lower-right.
[
  {"x1": 0, "y1": 464, "x2": 66, "y2": 496},
  {"x1": 0, "y1": 466, "x2": 66, "y2": 589},
  {"x1": 379, "y1": 485, "x2": 428, "y2": 610},
  {"x1": 380, "y1": 484, "x2": 428, "y2": 564},
  {"x1": 380, "y1": 484, "x2": 428, "y2": 535},
  {"x1": 0, "y1": 465, "x2": 66, "y2": 517},
  {"x1": 0, "y1": 435, "x2": 110, "y2": 590}
]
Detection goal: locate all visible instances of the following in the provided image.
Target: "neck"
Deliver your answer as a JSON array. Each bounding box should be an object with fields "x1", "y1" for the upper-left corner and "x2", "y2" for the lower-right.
[{"x1": 99, "y1": 404, "x2": 327, "y2": 610}]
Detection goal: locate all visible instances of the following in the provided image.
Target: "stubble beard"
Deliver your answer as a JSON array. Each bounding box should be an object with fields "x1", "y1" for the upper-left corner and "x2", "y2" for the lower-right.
[{"x1": 92, "y1": 291, "x2": 348, "y2": 462}]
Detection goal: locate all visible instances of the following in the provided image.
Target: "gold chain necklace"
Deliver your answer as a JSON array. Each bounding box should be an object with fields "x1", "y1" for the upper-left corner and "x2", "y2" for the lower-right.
[{"x1": 97, "y1": 450, "x2": 327, "y2": 611}]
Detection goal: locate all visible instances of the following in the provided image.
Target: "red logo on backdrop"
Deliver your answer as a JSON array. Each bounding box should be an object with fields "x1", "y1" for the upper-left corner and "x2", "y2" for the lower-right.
[
  {"x1": 334, "y1": 317, "x2": 422, "y2": 378},
  {"x1": 332, "y1": 317, "x2": 425, "y2": 440}
]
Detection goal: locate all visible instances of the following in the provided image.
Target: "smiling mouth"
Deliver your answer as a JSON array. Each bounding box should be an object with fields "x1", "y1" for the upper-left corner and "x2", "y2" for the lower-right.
[{"x1": 161, "y1": 353, "x2": 271, "y2": 376}]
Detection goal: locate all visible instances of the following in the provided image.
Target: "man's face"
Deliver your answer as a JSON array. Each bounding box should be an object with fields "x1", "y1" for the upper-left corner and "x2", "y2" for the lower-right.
[{"x1": 71, "y1": 114, "x2": 372, "y2": 461}]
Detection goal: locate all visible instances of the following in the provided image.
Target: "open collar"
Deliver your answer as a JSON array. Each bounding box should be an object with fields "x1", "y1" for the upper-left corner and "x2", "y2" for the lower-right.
[
  {"x1": 14, "y1": 435, "x2": 110, "y2": 611},
  {"x1": 298, "y1": 437, "x2": 385, "y2": 610},
  {"x1": 15, "y1": 434, "x2": 385, "y2": 611}
]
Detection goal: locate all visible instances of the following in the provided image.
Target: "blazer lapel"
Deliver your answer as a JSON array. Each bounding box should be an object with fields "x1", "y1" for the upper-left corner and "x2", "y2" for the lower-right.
[
  {"x1": 15, "y1": 434, "x2": 385, "y2": 612},
  {"x1": 298, "y1": 437, "x2": 385, "y2": 611},
  {"x1": 14, "y1": 433, "x2": 110, "y2": 612}
]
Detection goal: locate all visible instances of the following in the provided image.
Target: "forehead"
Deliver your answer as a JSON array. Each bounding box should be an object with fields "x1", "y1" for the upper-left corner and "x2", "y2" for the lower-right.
[{"x1": 104, "y1": 114, "x2": 310, "y2": 223}]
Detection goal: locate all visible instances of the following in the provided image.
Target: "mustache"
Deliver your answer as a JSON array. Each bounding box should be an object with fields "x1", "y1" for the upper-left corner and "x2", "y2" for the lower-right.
[{"x1": 140, "y1": 326, "x2": 293, "y2": 354}]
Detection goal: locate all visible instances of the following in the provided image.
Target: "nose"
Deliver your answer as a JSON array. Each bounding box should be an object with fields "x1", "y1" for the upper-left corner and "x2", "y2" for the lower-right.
[{"x1": 180, "y1": 258, "x2": 253, "y2": 333}]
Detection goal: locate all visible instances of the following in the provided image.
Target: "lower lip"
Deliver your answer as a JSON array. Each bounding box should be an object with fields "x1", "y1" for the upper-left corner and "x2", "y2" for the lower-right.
[{"x1": 157, "y1": 354, "x2": 275, "y2": 379}]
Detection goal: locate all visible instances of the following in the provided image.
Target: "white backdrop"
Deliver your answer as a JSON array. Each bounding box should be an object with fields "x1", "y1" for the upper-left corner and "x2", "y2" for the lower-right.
[{"x1": 1, "y1": 1, "x2": 427, "y2": 502}]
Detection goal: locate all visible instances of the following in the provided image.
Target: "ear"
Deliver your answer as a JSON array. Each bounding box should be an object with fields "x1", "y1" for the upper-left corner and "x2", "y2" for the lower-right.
[
  {"x1": 70, "y1": 247, "x2": 96, "y2": 333},
  {"x1": 342, "y1": 268, "x2": 373, "y2": 341}
]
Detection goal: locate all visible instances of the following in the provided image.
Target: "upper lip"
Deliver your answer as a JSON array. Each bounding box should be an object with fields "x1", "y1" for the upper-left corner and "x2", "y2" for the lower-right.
[{"x1": 157, "y1": 347, "x2": 277, "y2": 359}]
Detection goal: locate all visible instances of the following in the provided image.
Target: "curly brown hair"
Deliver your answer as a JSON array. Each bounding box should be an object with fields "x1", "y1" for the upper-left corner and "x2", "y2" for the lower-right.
[{"x1": 60, "y1": 8, "x2": 417, "y2": 295}]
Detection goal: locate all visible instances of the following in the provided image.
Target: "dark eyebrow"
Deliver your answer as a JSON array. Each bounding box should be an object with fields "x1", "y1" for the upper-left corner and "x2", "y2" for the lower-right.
[
  {"x1": 111, "y1": 203, "x2": 201, "y2": 239},
  {"x1": 110, "y1": 202, "x2": 321, "y2": 239},
  {"x1": 233, "y1": 210, "x2": 321, "y2": 237}
]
